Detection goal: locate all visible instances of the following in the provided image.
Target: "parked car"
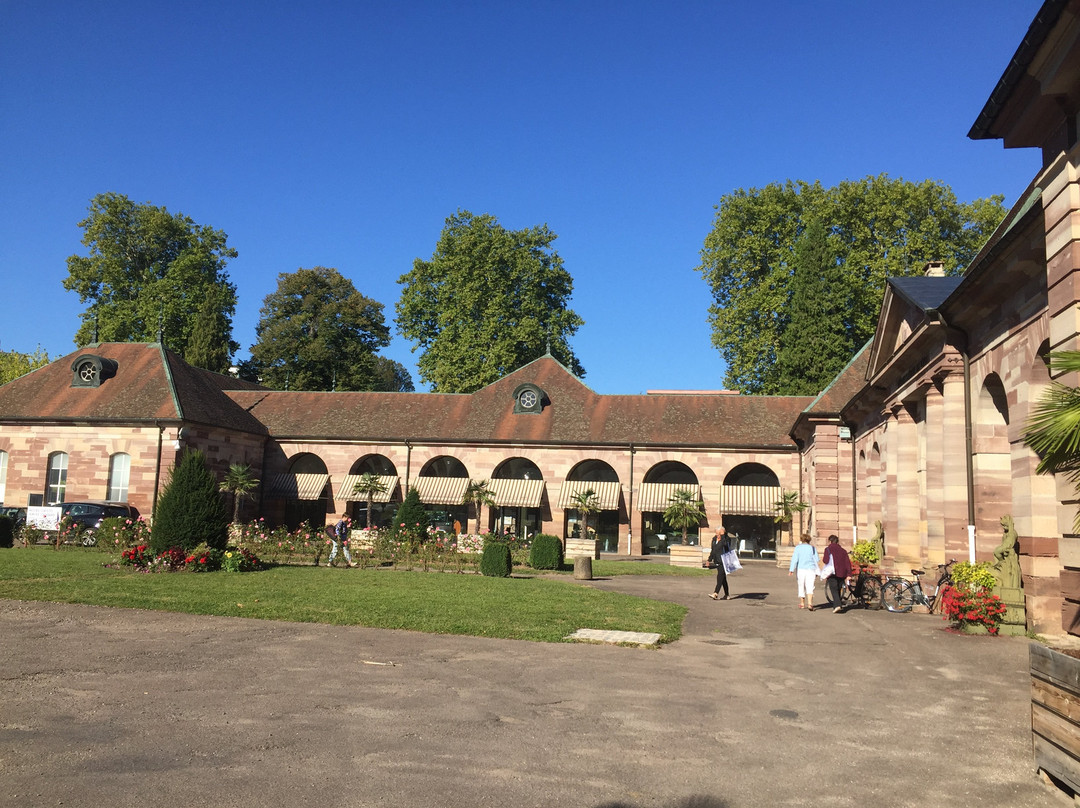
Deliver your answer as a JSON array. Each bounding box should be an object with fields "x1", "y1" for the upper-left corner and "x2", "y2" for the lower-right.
[
  {"x1": 1, "y1": 506, "x2": 27, "y2": 528},
  {"x1": 59, "y1": 501, "x2": 139, "y2": 545}
]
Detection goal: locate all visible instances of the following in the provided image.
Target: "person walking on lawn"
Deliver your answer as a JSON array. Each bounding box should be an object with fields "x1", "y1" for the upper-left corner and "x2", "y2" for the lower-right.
[{"x1": 327, "y1": 513, "x2": 355, "y2": 567}]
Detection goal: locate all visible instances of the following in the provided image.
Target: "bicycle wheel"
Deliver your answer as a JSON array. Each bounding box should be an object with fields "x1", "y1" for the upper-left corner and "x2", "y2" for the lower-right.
[
  {"x1": 858, "y1": 576, "x2": 883, "y2": 610},
  {"x1": 882, "y1": 580, "x2": 915, "y2": 613}
]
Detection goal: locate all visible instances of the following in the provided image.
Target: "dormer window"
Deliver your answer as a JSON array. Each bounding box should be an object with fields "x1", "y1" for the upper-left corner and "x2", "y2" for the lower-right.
[
  {"x1": 71, "y1": 355, "x2": 118, "y2": 388},
  {"x1": 513, "y1": 383, "x2": 545, "y2": 414}
]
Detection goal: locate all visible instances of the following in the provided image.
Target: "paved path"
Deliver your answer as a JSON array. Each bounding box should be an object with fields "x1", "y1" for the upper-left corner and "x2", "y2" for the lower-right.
[{"x1": 0, "y1": 561, "x2": 1062, "y2": 807}]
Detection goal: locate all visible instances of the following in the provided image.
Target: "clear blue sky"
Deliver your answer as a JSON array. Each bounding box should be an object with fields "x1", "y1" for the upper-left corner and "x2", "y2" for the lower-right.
[{"x1": 0, "y1": 0, "x2": 1044, "y2": 394}]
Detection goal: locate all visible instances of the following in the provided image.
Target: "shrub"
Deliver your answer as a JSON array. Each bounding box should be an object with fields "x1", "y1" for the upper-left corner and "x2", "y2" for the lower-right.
[
  {"x1": 151, "y1": 449, "x2": 229, "y2": 555},
  {"x1": 392, "y1": 487, "x2": 429, "y2": 543},
  {"x1": 185, "y1": 543, "x2": 223, "y2": 571},
  {"x1": 0, "y1": 515, "x2": 13, "y2": 548},
  {"x1": 951, "y1": 561, "x2": 996, "y2": 591},
  {"x1": 939, "y1": 584, "x2": 1007, "y2": 634},
  {"x1": 529, "y1": 533, "x2": 563, "y2": 570},
  {"x1": 99, "y1": 516, "x2": 151, "y2": 554},
  {"x1": 851, "y1": 540, "x2": 879, "y2": 565},
  {"x1": 120, "y1": 544, "x2": 151, "y2": 567},
  {"x1": 480, "y1": 540, "x2": 512, "y2": 577},
  {"x1": 222, "y1": 546, "x2": 260, "y2": 572}
]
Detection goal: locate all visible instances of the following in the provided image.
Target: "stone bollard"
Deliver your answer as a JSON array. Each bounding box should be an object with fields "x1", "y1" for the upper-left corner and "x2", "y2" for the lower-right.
[{"x1": 573, "y1": 555, "x2": 593, "y2": 580}]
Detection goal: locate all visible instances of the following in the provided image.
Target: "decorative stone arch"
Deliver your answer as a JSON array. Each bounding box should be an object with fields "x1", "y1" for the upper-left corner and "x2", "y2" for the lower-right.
[
  {"x1": 562, "y1": 459, "x2": 622, "y2": 550},
  {"x1": 414, "y1": 455, "x2": 470, "y2": 533},
  {"x1": 490, "y1": 457, "x2": 546, "y2": 540},
  {"x1": 639, "y1": 461, "x2": 702, "y2": 551},
  {"x1": 339, "y1": 453, "x2": 401, "y2": 528},
  {"x1": 276, "y1": 452, "x2": 330, "y2": 530},
  {"x1": 720, "y1": 462, "x2": 782, "y2": 557},
  {"x1": 973, "y1": 373, "x2": 1012, "y2": 556}
]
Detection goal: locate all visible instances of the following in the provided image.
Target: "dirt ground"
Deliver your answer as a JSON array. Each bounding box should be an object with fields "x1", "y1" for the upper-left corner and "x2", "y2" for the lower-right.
[{"x1": 0, "y1": 561, "x2": 1065, "y2": 807}]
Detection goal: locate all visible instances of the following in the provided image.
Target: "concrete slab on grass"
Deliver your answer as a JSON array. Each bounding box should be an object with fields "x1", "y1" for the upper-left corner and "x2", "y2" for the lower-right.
[{"x1": 567, "y1": 627, "x2": 661, "y2": 646}]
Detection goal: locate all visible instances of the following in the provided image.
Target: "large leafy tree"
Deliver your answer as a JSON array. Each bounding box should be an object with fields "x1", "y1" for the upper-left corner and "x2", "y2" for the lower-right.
[
  {"x1": 247, "y1": 267, "x2": 393, "y2": 391},
  {"x1": 696, "y1": 175, "x2": 1006, "y2": 394},
  {"x1": 63, "y1": 192, "x2": 238, "y2": 360},
  {"x1": 774, "y1": 218, "x2": 854, "y2": 395},
  {"x1": 396, "y1": 210, "x2": 585, "y2": 393},
  {"x1": 0, "y1": 346, "x2": 49, "y2": 386}
]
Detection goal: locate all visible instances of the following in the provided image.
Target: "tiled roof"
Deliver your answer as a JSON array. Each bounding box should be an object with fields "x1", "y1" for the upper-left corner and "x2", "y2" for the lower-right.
[
  {"x1": 0, "y1": 343, "x2": 267, "y2": 435},
  {"x1": 229, "y1": 356, "x2": 812, "y2": 448},
  {"x1": 889, "y1": 277, "x2": 964, "y2": 311}
]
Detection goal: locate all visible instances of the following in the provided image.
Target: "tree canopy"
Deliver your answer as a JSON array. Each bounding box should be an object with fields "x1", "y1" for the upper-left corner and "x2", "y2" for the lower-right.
[
  {"x1": 396, "y1": 210, "x2": 585, "y2": 393},
  {"x1": 246, "y1": 266, "x2": 398, "y2": 391},
  {"x1": 696, "y1": 175, "x2": 1006, "y2": 394},
  {"x1": 63, "y1": 192, "x2": 238, "y2": 364},
  {"x1": 0, "y1": 346, "x2": 50, "y2": 386}
]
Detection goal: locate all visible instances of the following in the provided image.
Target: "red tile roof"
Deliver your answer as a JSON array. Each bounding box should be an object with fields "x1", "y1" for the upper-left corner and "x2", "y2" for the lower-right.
[{"x1": 229, "y1": 356, "x2": 813, "y2": 448}]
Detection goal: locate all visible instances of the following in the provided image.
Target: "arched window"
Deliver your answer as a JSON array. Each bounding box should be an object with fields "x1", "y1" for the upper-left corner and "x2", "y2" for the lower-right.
[
  {"x1": 108, "y1": 453, "x2": 131, "y2": 502},
  {"x1": 46, "y1": 452, "x2": 69, "y2": 505}
]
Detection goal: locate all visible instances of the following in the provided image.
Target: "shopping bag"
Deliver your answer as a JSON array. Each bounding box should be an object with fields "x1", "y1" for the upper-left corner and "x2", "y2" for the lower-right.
[
  {"x1": 721, "y1": 550, "x2": 741, "y2": 574},
  {"x1": 819, "y1": 560, "x2": 834, "y2": 580}
]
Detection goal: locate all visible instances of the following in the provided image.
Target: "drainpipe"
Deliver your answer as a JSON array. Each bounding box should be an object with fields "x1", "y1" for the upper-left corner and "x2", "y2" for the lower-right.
[
  {"x1": 627, "y1": 444, "x2": 635, "y2": 555},
  {"x1": 404, "y1": 440, "x2": 412, "y2": 491},
  {"x1": 848, "y1": 421, "x2": 858, "y2": 547},
  {"x1": 927, "y1": 309, "x2": 977, "y2": 563},
  {"x1": 152, "y1": 423, "x2": 165, "y2": 517}
]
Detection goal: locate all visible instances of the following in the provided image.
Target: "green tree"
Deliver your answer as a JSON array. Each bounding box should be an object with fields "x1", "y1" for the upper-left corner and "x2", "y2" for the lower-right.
[
  {"x1": 151, "y1": 450, "x2": 229, "y2": 554},
  {"x1": 570, "y1": 488, "x2": 600, "y2": 541},
  {"x1": 352, "y1": 472, "x2": 389, "y2": 529},
  {"x1": 186, "y1": 286, "x2": 234, "y2": 373},
  {"x1": 248, "y1": 267, "x2": 392, "y2": 391},
  {"x1": 0, "y1": 346, "x2": 49, "y2": 385},
  {"x1": 696, "y1": 175, "x2": 1006, "y2": 394},
  {"x1": 393, "y1": 487, "x2": 429, "y2": 541},
  {"x1": 462, "y1": 479, "x2": 495, "y2": 535},
  {"x1": 219, "y1": 463, "x2": 259, "y2": 524},
  {"x1": 396, "y1": 210, "x2": 585, "y2": 393},
  {"x1": 663, "y1": 489, "x2": 706, "y2": 545},
  {"x1": 773, "y1": 489, "x2": 809, "y2": 546},
  {"x1": 372, "y1": 356, "x2": 415, "y2": 392},
  {"x1": 1024, "y1": 351, "x2": 1080, "y2": 530},
  {"x1": 63, "y1": 192, "x2": 238, "y2": 356},
  {"x1": 775, "y1": 218, "x2": 854, "y2": 395}
]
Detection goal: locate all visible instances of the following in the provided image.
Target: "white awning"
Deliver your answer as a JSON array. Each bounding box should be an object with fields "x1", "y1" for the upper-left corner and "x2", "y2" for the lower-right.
[
  {"x1": 487, "y1": 478, "x2": 545, "y2": 508},
  {"x1": 558, "y1": 480, "x2": 621, "y2": 510},
  {"x1": 267, "y1": 473, "x2": 329, "y2": 501},
  {"x1": 336, "y1": 475, "x2": 399, "y2": 502},
  {"x1": 637, "y1": 483, "x2": 701, "y2": 512},
  {"x1": 412, "y1": 476, "x2": 469, "y2": 505},
  {"x1": 720, "y1": 485, "x2": 782, "y2": 516}
]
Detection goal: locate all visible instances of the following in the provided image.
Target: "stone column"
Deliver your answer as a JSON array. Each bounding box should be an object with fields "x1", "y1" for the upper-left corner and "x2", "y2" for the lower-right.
[
  {"x1": 893, "y1": 405, "x2": 922, "y2": 567},
  {"x1": 940, "y1": 371, "x2": 971, "y2": 562},
  {"x1": 924, "y1": 383, "x2": 946, "y2": 564}
]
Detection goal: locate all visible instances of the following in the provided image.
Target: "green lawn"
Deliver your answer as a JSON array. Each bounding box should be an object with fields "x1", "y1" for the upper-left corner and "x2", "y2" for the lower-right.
[{"x1": 0, "y1": 548, "x2": 691, "y2": 643}]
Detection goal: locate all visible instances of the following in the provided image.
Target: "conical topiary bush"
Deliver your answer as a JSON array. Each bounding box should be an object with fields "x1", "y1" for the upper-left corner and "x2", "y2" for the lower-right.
[{"x1": 151, "y1": 449, "x2": 229, "y2": 555}]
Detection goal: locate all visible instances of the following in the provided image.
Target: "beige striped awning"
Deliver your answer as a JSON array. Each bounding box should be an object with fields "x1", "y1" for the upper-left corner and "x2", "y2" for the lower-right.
[
  {"x1": 267, "y1": 473, "x2": 330, "y2": 501},
  {"x1": 488, "y1": 478, "x2": 546, "y2": 508},
  {"x1": 412, "y1": 476, "x2": 470, "y2": 505},
  {"x1": 637, "y1": 483, "x2": 702, "y2": 512},
  {"x1": 558, "y1": 480, "x2": 621, "y2": 510},
  {"x1": 720, "y1": 485, "x2": 782, "y2": 516},
  {"x1": 336, "y1": 475, "x2": 399, "y2": 502}
]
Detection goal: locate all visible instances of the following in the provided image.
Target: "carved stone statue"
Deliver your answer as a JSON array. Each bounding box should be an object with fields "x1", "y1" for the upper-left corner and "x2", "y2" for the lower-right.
[
  {"x1": 993, "y1": 514, "x2": 1022, "y2": 590},
  {"x1": 870, "y1": 519, "x2": 885, "y2": 563}
]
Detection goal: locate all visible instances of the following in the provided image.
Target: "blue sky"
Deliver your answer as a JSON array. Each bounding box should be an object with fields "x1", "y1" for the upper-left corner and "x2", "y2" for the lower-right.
[{"x1": 0, "y1": 1, "x2": 1044, "y2": 394}]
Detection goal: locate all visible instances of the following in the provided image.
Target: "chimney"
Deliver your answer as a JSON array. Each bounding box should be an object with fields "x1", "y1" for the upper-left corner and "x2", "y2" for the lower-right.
[{"x1": 923, "y1": 261, "x2": 945, "y2": 277}]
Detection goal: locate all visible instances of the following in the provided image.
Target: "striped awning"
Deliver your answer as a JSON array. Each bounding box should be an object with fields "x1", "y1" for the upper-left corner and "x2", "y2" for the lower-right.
[
  {"x1": 488, "y1": 478, "x2": 545, "y2": 508},
  {"x1": 720, "y1": 485, "x2": 782, "y2": 516},
  {"x1": 412, "y1": 476, "x2": 470, "y2": 505},
  {"x1": 558, "y1": 480, "x2": 621, "y2": 510},
  {"x1": 267, "y1": 473, "x2": 329, "y2": 501},
  {"x1": 336, "y1": 475, "x2": 399, "y2": 502},
  {"x1": 637, "y1": 483, "x2": 702, "y2": 512}
]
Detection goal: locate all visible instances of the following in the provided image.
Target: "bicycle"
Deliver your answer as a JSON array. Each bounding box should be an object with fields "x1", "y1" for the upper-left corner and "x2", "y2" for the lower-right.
[
  {"x1": 824, "y1": 567, "x2": 884, "y2": 610},
  {"x1": 881, "y1": 560, "x2": 956, "y2": 613}
]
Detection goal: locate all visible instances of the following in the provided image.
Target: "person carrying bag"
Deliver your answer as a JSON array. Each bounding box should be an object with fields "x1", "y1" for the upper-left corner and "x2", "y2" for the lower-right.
[{"x1": 706, "y1": 526, "x2": 735, "y2": 601}]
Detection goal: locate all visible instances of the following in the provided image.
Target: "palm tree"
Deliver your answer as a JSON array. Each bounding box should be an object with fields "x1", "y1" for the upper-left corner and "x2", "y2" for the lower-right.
[
  {"x1": 570, "y1": 488, "x2": 600, "y2": 543},
  {"x1": 352, "y1": 472, "x2": 388, "y2": 530},
  {"x1": 773, "y1": 489, "x2": 809, "y2": 545},
  {"x1": 663, "y1": 488, "x2": 706, "y2": 545},
  {"x1": 1024, "y1": 350, "x2": 1080, "y2": 530},
  {"x1": 462, "y1": 479, "x2": 495, "y2": 535},
  {"x1": 219, "y1": 463, "x2": 259, "y2": 524}
]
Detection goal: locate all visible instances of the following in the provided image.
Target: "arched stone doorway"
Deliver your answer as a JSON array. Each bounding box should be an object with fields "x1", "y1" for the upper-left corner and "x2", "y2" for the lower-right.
[
  {"x1": 491, "y1": 457, "x2": 545, "y2": 540},
  {"x1": 278, "y1": 452, "x2": 330, "y2": 530},
  {"x1": 640, "y1": 461, "x2": 701, "y2": 551},
  {"x1": 338, "y1": 454, "x2": 400, "y2": 529},
  {"x1": 562, "y1": 459, "x2": 621, "y2": 552},
  {"x1": 415, "y1": 456, "x2": 470, "y2": 533},
  {"x1": 974, "y1": 373, "x2": 1011, "y2": 557},
  {"x1": 721, "y1": 462, "x2": 781, "y2": 557}
]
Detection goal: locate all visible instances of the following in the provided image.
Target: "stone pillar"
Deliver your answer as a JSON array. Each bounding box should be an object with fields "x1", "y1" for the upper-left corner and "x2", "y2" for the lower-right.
[
  {"x1": 941, "y1": 371, "x2": 971, "y2": 562},
  {"x1": 893, "y1": 406, "x2": 922, "y2": 567},
  {"x1": 924, "y1": 383, "x2": 946, "y2": 564}
]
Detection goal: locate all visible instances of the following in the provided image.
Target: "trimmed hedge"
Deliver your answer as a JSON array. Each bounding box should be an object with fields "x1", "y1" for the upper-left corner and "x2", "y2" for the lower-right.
[
  {"x1": 0, "y1": 515, "x2": 13, "y2": 548},
  {"x1": 480, "y1": 541, "x2": 512, "y2": 577},
  {"x1": 529, "y1": 533, "x2": 563, "y2": 570}
]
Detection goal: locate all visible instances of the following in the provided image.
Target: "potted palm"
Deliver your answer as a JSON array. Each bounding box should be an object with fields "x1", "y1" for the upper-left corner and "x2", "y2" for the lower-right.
[
  {"x1": 566, "y1": 488, "x2": 601, "y2": 559},
  {"x1": 219, "y1": 463, "x2": 259, "y2": 540},
  {"x1": 774, "y1": 489, "x2": 808, "y2": 546},
  {"x1": 663, "y1": 488, "x2": 706, "y2": 567},
  {"x1": 462, "y1": 479, "x2": 495, "y2": 536},
  {"x1": 352, "y1": 473, "x2": 388, "y2": 530}
]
